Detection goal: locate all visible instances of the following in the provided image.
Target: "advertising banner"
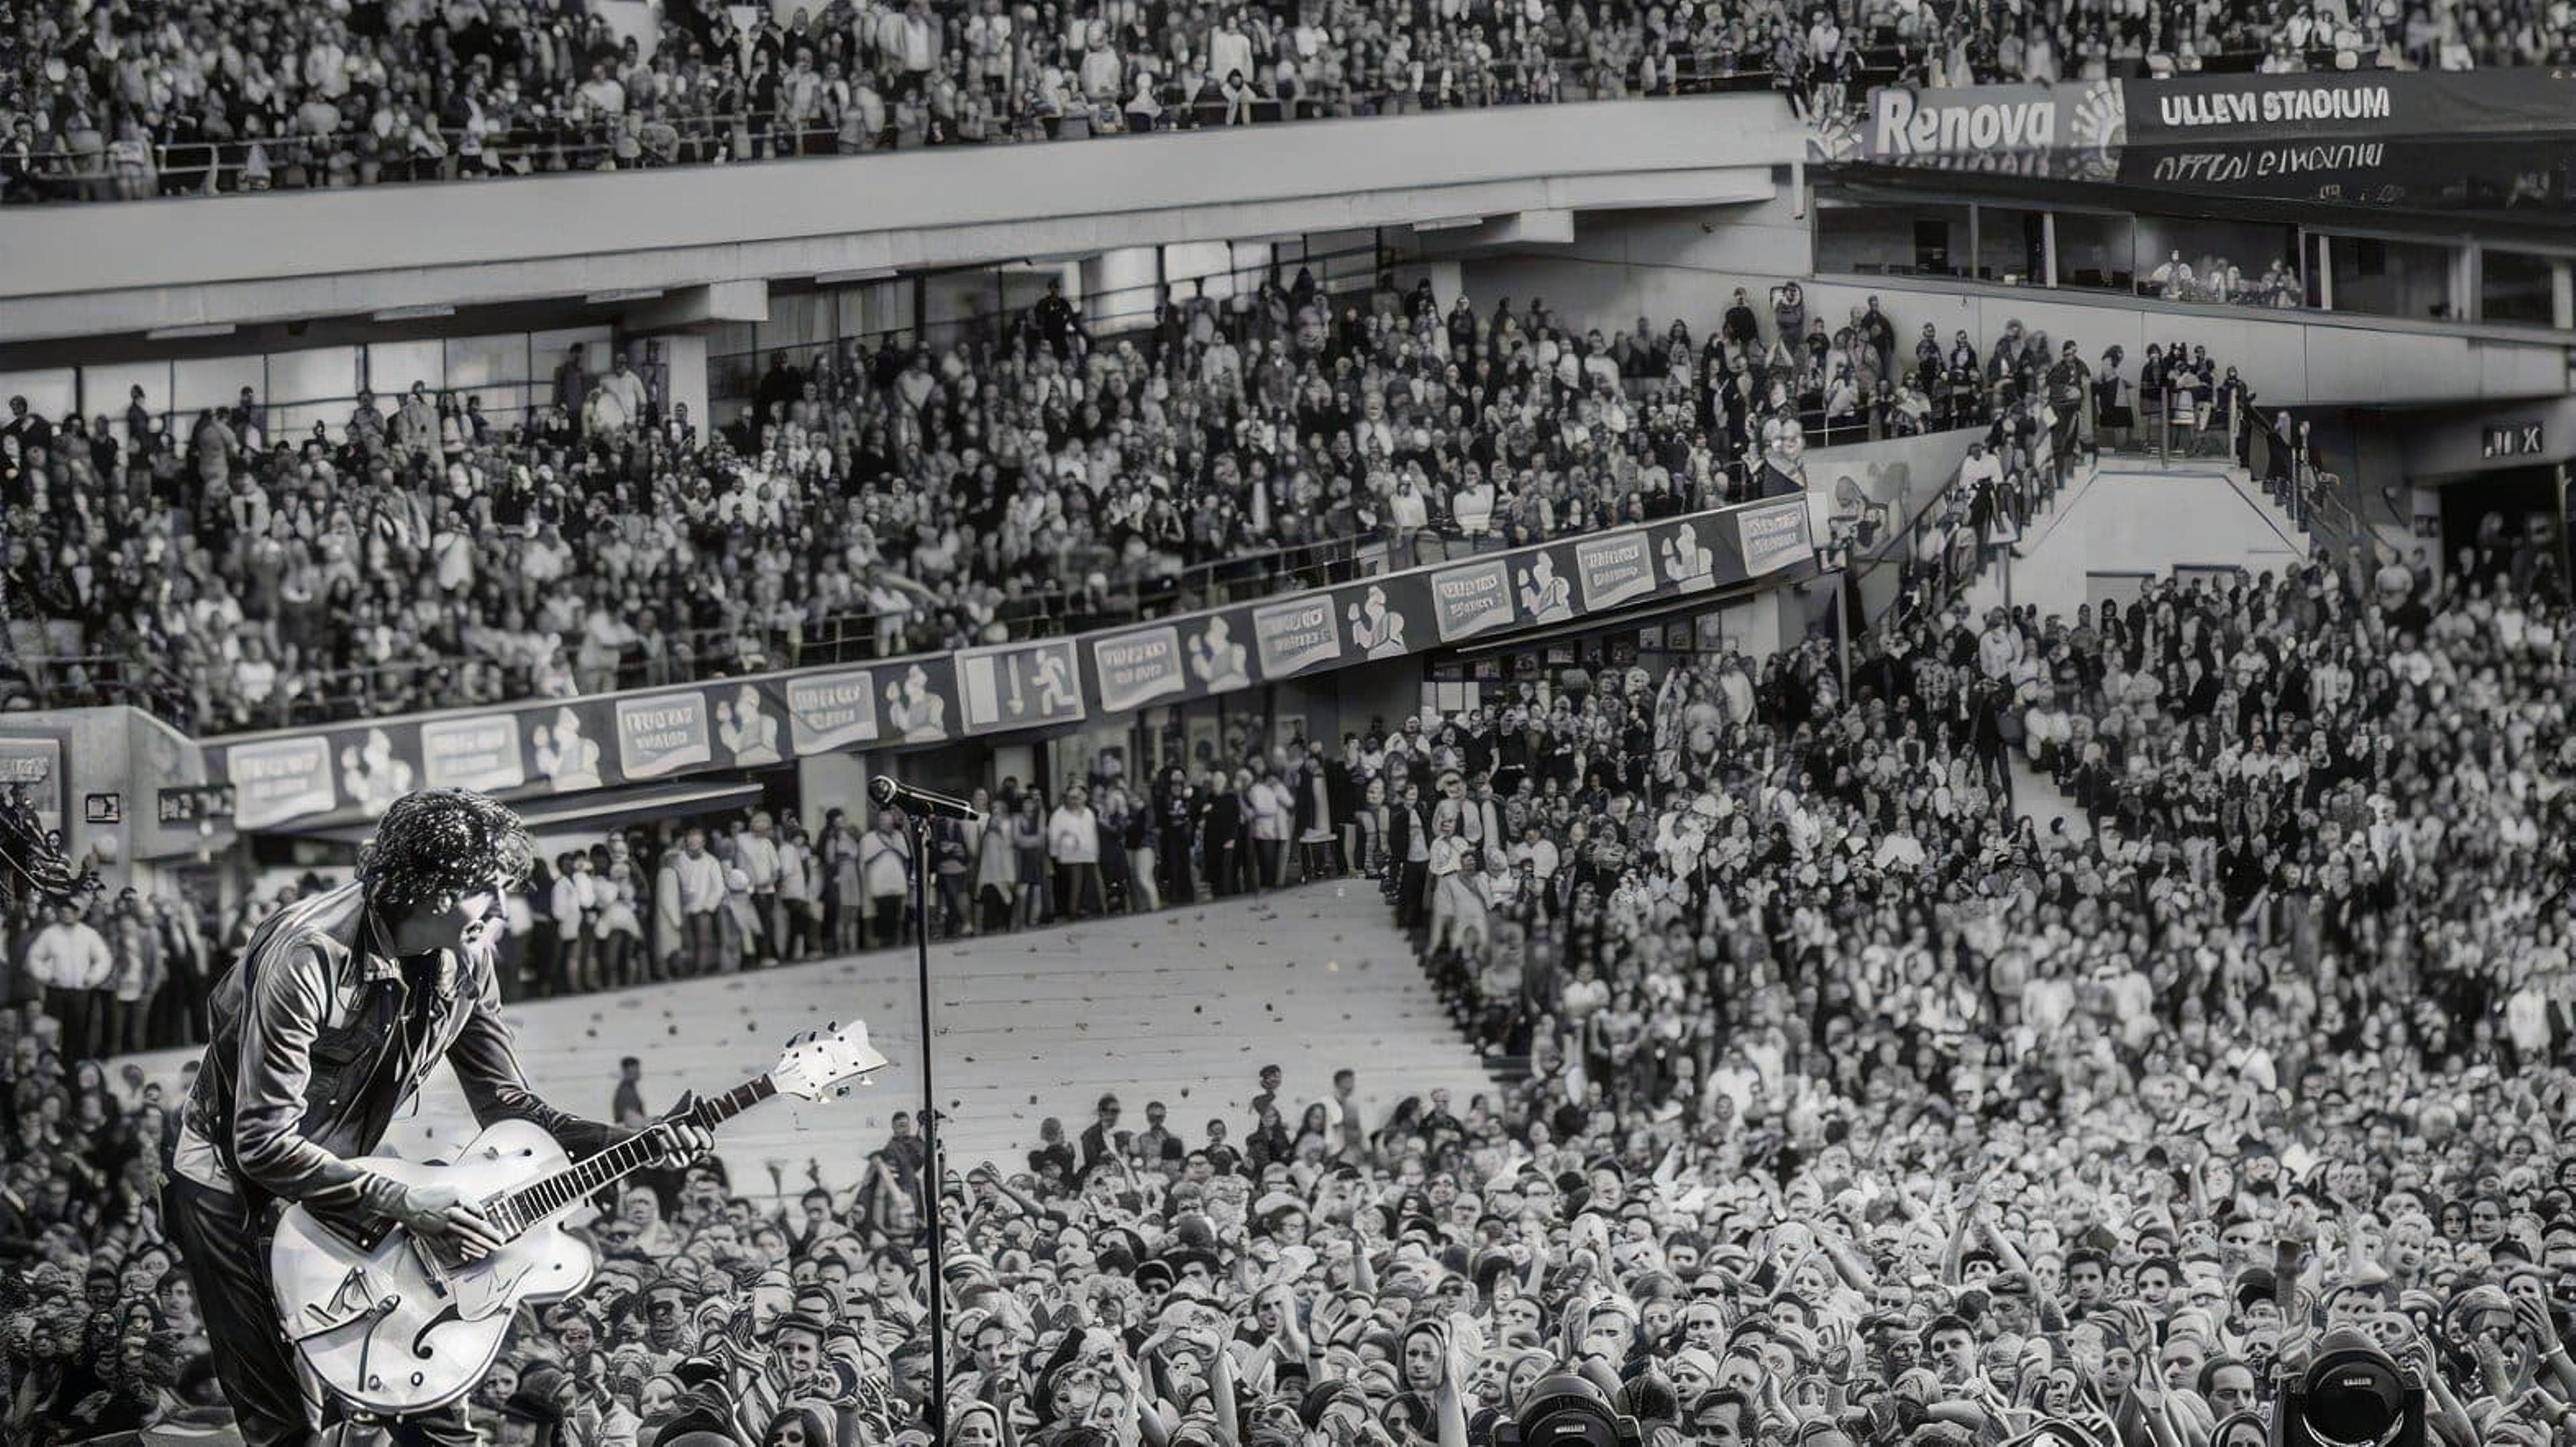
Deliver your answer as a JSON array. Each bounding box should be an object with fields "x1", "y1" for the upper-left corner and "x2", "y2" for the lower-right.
[
  {"x1": 1091, "y1": 627, "x2": 1189, "y2": 713},
  {"x1": 2116, "y1": 136, "x2": 2571, "y2": 211},
  {"x1": 1817, "y1": 81, "x2": 2125, "y2": 170},
  {"x1": 614, "y1": 692, "x2": 714, "y2": 780},
  {"x1": 2120, "y1": 71, "x2": 2576, "y2": 146},
  {"x1": 226, "y1": 735, "x2": 337, "y2": 830},
  {"x1": 1736, "y1": 497, "x2": 1818, "y2": 577},
  {"x1": 1428, "y1": 557, "x2": 1517, "y2": 642},
  {"x1": 202, "y1": 490, "x2": 1833, "y2": 831},
  {"x1": 784, "y1": 669, "x2": 881, "y2": 753},
  {"x1": 0, "y1": 735, "x2": 65, "y2": 834},
  {"x1": 419, "y1": 714, "x2": 526, "y2": 794},
  {"x1": 1573, "y1": 532, "x2": 1658, "y2": 612},
  {"x1": 1251, "y1": 595, "x2": 1343, "y2": 678}
]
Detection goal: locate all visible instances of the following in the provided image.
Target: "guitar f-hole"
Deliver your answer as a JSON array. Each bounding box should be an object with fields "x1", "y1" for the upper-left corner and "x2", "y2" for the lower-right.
[{"x1": 409, "y1": 1304, "x2": 464, "y2": 1359}]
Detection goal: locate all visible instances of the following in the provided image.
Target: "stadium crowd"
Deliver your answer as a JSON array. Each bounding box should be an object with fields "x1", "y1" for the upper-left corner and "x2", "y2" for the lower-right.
[
  {"x1": 3, "y1": 276, "x2": 2097, "y2": 736},
  {"x1": 7, "y1": 296, "x2": 2575, "y2": 1446},
  {"x1": 8, "y1": 0, "x2": 2575, "y2": 204}
]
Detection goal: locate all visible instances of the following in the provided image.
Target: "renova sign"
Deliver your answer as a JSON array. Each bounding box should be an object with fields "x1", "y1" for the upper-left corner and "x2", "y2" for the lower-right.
[{"x1": 1866, "y1": 82, "x2": 2126, "y2": 160}]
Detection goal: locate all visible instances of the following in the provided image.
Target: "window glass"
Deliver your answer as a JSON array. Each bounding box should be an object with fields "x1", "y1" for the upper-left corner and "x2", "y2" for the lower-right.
[
  {"x1": 1815, "y1": 201, "x2": 1972, "y2": 278},
  {"x1": 2480, "y1": 250, "x2": 2557, "y2": 325},
  {"x1": 2328, "y1": 235, "x2": 2455, "y2": 321}
]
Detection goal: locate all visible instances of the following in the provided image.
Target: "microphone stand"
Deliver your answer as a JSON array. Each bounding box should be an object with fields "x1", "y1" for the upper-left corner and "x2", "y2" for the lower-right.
[{"x1": 906, "y1": 810, "x2": 948, "y2": 1442}]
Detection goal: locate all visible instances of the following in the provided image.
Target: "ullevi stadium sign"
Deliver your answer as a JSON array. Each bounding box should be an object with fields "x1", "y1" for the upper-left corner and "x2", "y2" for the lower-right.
[
  {"x1": 2148, "y1": 85, "x2": 2391, "y2": 131},
  {"x1": 1824, "y1": 72, "x2": 2576, "y2": 169},
  {"x1": 2118, "y1": 71, "x2": 2576, "y2": 145}
]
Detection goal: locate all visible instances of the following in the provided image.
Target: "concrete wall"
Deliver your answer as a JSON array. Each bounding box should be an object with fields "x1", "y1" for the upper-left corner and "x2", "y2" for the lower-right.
[
  {"x1": 1, "y1": 97, "x2": 1796, "y2": 343},
  {"x1": 1464, "y1": 244, "x2": 2572, "y2": 409},
  {"x1": 2394, "y1": 394, "x2": 2576, "y2": 480},
  {"x1": 1974, "y1": 466, "x2": 2311, "y2": 619}
]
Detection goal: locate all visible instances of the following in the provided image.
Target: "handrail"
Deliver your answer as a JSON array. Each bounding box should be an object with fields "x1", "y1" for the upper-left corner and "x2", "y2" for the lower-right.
[
  {"x1": 1, "y1": 59, "x2": 1784, "y2": 206},
  {"x1": 7, "y1": 530, "x2": 1381, "y2": 733},
  {"x1": 2245, "y1": 405, "x2": 2362, "y2": 572}
]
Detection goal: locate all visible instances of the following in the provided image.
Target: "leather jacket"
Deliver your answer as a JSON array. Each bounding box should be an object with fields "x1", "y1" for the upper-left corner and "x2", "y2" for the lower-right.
[{"x1": 176, "y1": 881, "x2": 613, "y2": 1222}]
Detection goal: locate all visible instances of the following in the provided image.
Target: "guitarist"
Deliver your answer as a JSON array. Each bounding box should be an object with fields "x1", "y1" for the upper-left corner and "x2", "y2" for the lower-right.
[{"x1": 160, "y1": 787, "x2": 715, "y2": 1447}]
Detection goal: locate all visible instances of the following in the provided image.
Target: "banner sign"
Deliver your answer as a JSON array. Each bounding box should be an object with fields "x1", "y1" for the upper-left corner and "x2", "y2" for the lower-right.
[
  {"x1": 1092, "y1": 627, "x2": 1188, "y2": 713},
  {"x1": 419, "y1": 714, "x2": 526, "y2": 794},
  {"x1": 227, "y1": 735, "x2": 335, "y2": 830},
  {"x1": 957, "y1": 641, "x2": 1087, "y2": 735},
  {"x1": 1815, "y1": 81, "x2": 2125, "y2": 170},
  {"x1": 202, "y1": 493, "x2": 1817, "y2": 831},
  {"x1": 2120, "y1": 71, "x2": 2576, "y2": 146},
  {"x1": 1429, "y1": 557, "x2": 1518, "y2": 642},
  {"x1": 1821, "y1": 73, "x2": 2576, "y2": 208},
  {"x1": 615, "y1": 692, "x2": 714, "y2": 780},
  {"x1": 784, "y1": 669, "x2": 881, "y2": 753},
  {"x1": 2115, "y1": 136, "x2": 2571, "y2": 211},
  {"x1": 1252, "y1": 595, "x2": 1343, "y2": 678},
  {"x1": 0, "y1": 735, "x2": 66, "y2": 835},
  {"x1": 1737, "y1": 498, "x2": 1816, "y2": 577},
  {"x1": 2483, "y1": 422, "x2": 2545, "y2": 460}
]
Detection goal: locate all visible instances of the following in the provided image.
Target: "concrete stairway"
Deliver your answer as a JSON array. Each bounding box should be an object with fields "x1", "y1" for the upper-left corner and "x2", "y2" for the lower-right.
[
  {"x1": 123, "y1": 881, "x2": 1498, "y2": 1195},
  {"x1": 1960, "y1": 457, "x2": 2313, "y2": 623}
]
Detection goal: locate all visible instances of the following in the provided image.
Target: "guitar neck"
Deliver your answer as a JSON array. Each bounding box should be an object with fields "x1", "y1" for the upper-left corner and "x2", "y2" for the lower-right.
[{"x1": 502, "y1": 1075, "x2": 777, "y2": 1226}]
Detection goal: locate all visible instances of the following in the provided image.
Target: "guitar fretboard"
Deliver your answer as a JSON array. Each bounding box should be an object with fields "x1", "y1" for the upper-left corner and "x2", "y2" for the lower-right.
[{"x1": 500, "y1": 1076, "x2": 777, "y2": 1227}]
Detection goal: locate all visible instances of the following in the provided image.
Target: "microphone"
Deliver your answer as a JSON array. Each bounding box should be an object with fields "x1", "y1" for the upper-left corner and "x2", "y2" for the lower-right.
[{"x1": 868, "y1": 775, "x2": 984, "y2": 823}]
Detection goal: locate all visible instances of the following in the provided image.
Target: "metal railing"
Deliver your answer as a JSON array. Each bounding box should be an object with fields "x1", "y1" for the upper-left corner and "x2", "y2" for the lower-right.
[
  {"x1": 6, "y1": 529, "x2": 1393, "y2": 732},
  {"x1": 2243, "y1": 405, "x2": 2361, "y2": 570},
  {"x1": 1, "y1": 59, "x2": 1783, "y2": 206}
]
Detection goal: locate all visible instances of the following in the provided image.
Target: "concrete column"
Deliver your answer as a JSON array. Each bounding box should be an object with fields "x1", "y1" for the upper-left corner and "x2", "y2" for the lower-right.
[
  {"x1": 2553, "y1": 261, "x2": 2574, "y2": 331},
  {"x1": 992, "y1": 744, "x2": 1038, "y2": 793},
  {"x1": 2043, "y1": 211, "x2": 2060, "y2": 289},
  {"x1": 1082, "y1": 248, "x2": 1162, "y2": 336},
  {"x1": 644, "y1": 333, "x2": 708, "y2": 441},
  {"x1": 800, "y1": 749, "x2": 874, "y2": 840}
]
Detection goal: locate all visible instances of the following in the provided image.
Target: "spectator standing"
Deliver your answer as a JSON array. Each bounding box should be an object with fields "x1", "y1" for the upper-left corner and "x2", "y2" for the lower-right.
[
  {"x1": 589, "y1": 353, "x2": 650, "y2": 436},
  {"x1": 1047, "y1": 783, "x2": 1105, "y2": 919},
  {"x1": 1246, "y1": 766, "x2": 1293, "y2": 889},
  {"x1": 776, "y1": 820, "x2": 818, "y2": 961},
  {"x1": 822, "y1": 810, "x2": 867, "y2": 954},
  {"x1": 735, "y1": 811, "x2": 785, "y2": 965},
  {"x1": 551, "y1": 345, "x2": 592, "y2": 432},
  {"x1": 25, "y1": 901, "x2": 113, "y2": 1060},
  {"x1": 669, "y1": 825, "x2": 727, "y2": 975},
  {"x1": 860, "y1": 807, "x2": 914, "y2": 948}
]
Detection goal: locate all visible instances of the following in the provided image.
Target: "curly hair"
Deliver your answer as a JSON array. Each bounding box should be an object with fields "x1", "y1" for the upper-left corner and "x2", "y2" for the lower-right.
[{"x1": 358, "y1": 788, "x2": 533, "y2": 916}]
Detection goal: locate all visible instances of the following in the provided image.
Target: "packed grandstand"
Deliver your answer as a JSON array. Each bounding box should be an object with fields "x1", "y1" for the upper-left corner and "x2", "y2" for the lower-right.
[
  {"x1": 0, "y1": 285, "x2": 2164, "y2": 734},
  {"x1": 8, "y1": 0, "x2": 2576, "y2": 202},
  {"x1": 6, "y1": 4, "x2": 2576, "y2": 1446},
  {"x1": 7, "y1": 272, "x2": 2572, "y2": 1447}
]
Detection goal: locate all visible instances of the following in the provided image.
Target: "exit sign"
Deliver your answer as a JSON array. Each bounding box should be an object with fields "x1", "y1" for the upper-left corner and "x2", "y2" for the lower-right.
[{"x1": 2483, "y1": 422, "x2": 2544, "y2": 458}]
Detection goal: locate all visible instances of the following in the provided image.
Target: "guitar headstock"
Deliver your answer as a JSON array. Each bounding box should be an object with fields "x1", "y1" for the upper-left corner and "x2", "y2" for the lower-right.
[{"x1": 770, "y1": 1020, "x2": 892, "y2": 1103}]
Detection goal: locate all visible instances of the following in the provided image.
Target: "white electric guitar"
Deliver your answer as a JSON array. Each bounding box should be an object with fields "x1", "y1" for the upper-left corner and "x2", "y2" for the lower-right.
[{"x1": 268, "y1": 1020, "x2": 890, "y2": 1417}]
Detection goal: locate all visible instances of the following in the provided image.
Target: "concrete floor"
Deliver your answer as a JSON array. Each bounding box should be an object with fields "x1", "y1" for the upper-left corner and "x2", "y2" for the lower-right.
[{"x1": 123, "y1": 881, "x2": 1498, "y2": 1195}]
